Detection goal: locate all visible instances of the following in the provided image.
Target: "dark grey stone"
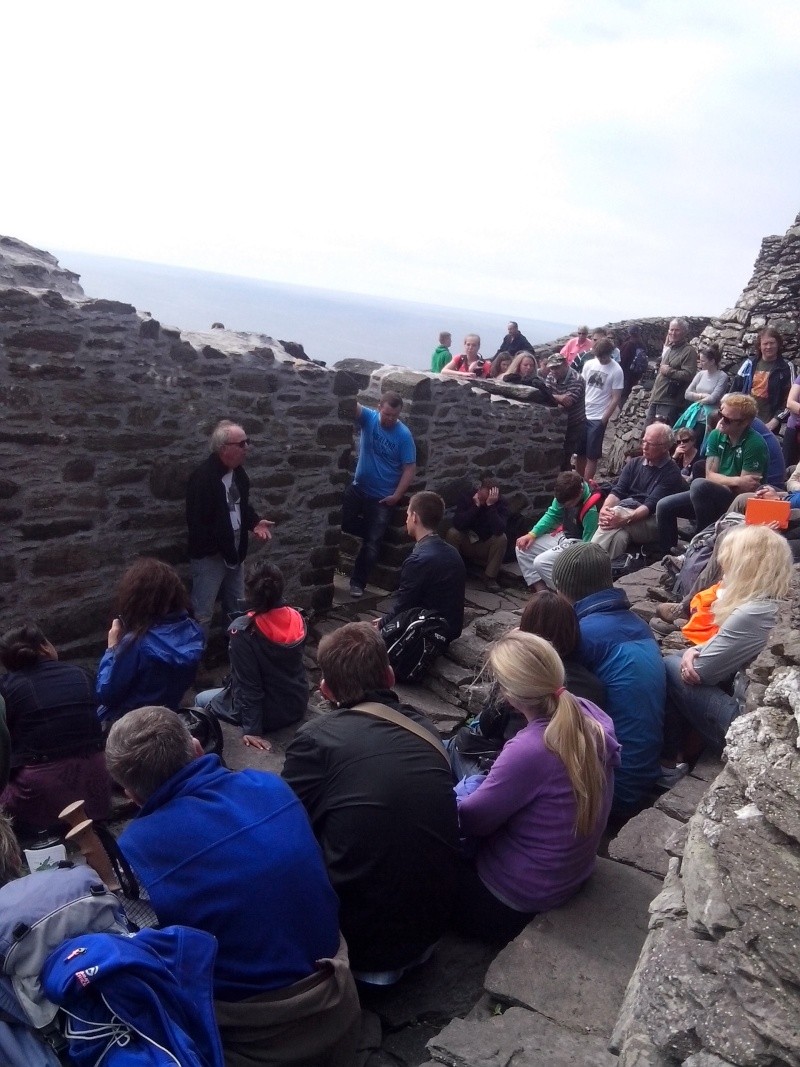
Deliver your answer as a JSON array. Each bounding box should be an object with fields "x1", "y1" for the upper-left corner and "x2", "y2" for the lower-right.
[{"x1": 428, "y1": 1007, "x2": 618, "y2": 1066}]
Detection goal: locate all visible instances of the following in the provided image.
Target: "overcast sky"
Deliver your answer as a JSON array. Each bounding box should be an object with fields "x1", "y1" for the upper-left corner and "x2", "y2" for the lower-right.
[{"x1": 4, "y1": 0, "x2": 800, "y2": 324}]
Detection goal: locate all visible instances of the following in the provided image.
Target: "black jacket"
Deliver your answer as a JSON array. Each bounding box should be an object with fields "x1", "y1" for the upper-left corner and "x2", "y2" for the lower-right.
[
  {"x1": 186, "y1": 454, "x2": 260, "y2": 565},
  {"x1": 496, "y1": 332, "x2": 533, "y2": 357},
  {"x1": 210, "y1": 609, "x2": 309, "y2": 735},
  {"x1": 282, "y1": 689, "x2": 462, "y2": 972},
  {"x1": 452, "y1": 491, "x2": 509, "y2": 540},
  {"x1": 381, "y1": 534, "x2": 466, "y2": 641},
  {"x1": 0, "y1": 661, "x2": 104, "y2": 767}
]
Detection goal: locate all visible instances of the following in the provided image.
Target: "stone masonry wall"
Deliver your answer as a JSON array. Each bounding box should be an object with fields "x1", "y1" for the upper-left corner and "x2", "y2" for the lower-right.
[{"x1": 0, "y1": 239, "x2": 564, "y2": 660}]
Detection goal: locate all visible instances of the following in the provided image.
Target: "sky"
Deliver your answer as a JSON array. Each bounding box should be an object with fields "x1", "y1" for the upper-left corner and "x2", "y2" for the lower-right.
[{"x1": 4, "y1": 0, "x2": 800, "y2": 325}]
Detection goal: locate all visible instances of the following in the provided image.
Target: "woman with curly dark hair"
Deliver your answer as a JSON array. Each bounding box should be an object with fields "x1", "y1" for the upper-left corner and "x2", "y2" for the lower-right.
[
  {"x1": 0, "y1": 624, "x2": 110, "y2": 833},
  {"x1": 96, "y1": 558, "x2": 204, "y2": 724},
  {"x1": 197, "y1": 560, "x2": 309, "y2": 750}
]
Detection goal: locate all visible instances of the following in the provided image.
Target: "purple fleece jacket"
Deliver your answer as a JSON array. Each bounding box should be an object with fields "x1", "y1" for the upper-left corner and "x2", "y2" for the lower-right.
[{"x1": 457, "y1": 699, "x2": 620, "y2": 912}]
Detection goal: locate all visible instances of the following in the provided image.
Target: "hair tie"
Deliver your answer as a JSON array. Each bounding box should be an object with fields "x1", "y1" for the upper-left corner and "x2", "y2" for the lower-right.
[{"x1": 554, "y1": 686, "x2": 566, "y2": 699}]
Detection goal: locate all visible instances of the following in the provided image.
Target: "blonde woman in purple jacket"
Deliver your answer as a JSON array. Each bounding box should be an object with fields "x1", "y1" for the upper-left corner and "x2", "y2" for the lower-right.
[{"x1": 454, "y1": 630, "x2": 620, "y2": 943}]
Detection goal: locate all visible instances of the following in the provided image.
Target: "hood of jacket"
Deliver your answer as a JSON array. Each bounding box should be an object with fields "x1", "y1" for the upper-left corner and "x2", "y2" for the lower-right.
[
  {"x1": 251, "y1": 606, "x2": 306, "y2": 646},
  {"x1": 134, "y1": 613, "x2": 205, "y2": 668},
  {"x1": 574, "y1": 587, "x2": 632, "y2": 620}
]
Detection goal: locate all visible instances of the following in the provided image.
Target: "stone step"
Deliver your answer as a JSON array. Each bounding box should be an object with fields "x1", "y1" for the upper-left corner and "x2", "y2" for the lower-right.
[
  {"x1": 392, "y1": 682, "x2": 467, "y2": 731},
  {"x1": 607, "y1": 806, "x2": 684, "y2": 879},
  {"x1": 427, "y1": 1005, "x2": 618, "y2": 1066},
  {"x1": 483, "y1": 857, "x2": 661, "y2": 1039}
]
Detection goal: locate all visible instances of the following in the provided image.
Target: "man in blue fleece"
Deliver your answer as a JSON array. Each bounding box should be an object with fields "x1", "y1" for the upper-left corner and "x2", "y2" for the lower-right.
[
  {"x1": 553, "y1": 542, "x2": 665, "y2": 818},
  {"x1": 105, "y1": 706, "x2": 360, "y2": 1067}
]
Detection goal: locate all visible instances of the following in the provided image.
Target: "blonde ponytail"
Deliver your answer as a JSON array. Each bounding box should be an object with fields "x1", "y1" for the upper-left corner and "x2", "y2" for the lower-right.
[{"x1": 488, "y1": 630, "x2": 608, "y2": 837}]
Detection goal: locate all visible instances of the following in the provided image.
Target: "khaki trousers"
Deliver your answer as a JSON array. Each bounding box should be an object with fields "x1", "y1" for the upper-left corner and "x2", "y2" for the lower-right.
[
  {"x1": 590, "y1": 507, "x2": 659, "y2": 561},
  {"x1": 445, "y1": 528, "x2": 508, "y2": 578}
]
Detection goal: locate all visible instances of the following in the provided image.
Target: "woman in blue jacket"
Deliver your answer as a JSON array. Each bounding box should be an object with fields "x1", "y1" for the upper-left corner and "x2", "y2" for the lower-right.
[{"x1": 96, "y1": 558, "x2": 204, "y2": 724}]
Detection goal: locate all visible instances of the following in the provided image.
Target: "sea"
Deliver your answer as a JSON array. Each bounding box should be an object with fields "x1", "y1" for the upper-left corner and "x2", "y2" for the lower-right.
[{"x1": 55, "y1": 251, "x2": 573, "y2": 372}]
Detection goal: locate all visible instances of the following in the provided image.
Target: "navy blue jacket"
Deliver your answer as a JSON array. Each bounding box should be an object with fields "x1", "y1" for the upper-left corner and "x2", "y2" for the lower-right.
[
  {"x1": 574, "y1": 589, "x2": 665, "y2": 811},
  {"x1": 381, "y1": 534, "x2": 466, "y2": 641},
  {"x1": 610, "y1": 456, "x2": 685, "y2": 515}
]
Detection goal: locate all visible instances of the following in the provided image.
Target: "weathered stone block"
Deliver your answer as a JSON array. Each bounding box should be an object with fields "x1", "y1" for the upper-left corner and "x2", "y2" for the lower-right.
[
  {"x1": 315, "y1": 422, "x2": 353, "y2": 446},
  {"x1": 20, "y1": 517, "x2": 94, "y2": 540},
  {"x1": 62, "y1": 457, "x2": 95, "y2": 482},
  {"x1": 0, "y1": 478, "x2": 21, "y2": 498},
  {"x1": 5, "y1": 328, "x2": 82, "y2": 352},
  {"x1": 485, "y1": 858, "x2": 661, "y2": 1038},
  {"x1": 608, "y1": 807, "x2": 684, "y2": 878}
]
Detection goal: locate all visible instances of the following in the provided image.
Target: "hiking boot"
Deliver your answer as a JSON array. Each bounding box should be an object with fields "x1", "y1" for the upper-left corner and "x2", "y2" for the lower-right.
[
  {"x1": 656, "y1": 601, "x2": 687, "y2": 624},
  {"x1": 349, "y1": 583, "x2": 364, "y2": 599},
  {"x1": 650, "y1": 617, "x2": 677, "y2": 637},
  {"x1": 657, "y1": 763, "x2": 689, "y2": 790},
  {"x1": 484, "y1": 578, "x2": 502, "y2": 594}
]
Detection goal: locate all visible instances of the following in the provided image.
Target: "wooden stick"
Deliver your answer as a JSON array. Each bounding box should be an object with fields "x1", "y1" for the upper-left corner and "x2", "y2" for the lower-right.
[{"x1": 59, "y1": 802, "x2": 120, "y2": 892}]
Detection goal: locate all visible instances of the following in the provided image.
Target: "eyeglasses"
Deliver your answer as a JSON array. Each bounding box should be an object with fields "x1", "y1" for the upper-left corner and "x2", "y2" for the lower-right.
[
  {"x1": 718, "y1": 414, "x2": 745, "y2": 425},
  {"x1": 226, "y1": 439, "x2": 250, "y2": 448}
]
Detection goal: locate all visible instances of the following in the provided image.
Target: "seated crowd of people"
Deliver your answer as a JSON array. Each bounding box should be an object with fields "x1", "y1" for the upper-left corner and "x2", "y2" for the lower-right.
[{"x1": 0, "y1": 319, "x2": 797, "y2": 1064}]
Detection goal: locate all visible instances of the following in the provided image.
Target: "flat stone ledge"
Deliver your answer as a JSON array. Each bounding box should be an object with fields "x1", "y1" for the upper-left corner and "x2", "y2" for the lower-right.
[
  {"x1": 484, "y1": 857, "x2": 661, "y2": 1038},
  {"x1": 427, "y1": 1005, "x2": 618, "y2": 1066},
  {"x1": 608, "y1": 807, "x2": 684, "y2": 878}
]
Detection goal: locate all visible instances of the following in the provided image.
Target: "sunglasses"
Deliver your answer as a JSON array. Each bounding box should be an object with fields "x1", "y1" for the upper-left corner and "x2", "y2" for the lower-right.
[
  {"x1": 226, "y1": 439, "x2": 250, "y2": 448},
  {"x1": 718, "y1": 414, "x2": 745, "y2": 425},
  {"x1": 677, "y1": 436, "x2": 694, "y2": 443}
]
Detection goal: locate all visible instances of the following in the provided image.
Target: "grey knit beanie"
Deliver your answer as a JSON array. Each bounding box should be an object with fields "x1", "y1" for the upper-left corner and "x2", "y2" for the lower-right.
[{"x1": 552, "y1": 542, "x2": 613, "y2": 602}]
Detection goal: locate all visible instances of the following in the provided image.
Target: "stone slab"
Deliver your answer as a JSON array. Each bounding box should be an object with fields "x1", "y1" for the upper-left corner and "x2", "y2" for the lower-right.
[
  {"x1": 653, "y1": 774, "x2": 710, "y2": 823},
  {"x1": 474, "y1": 611, "x2": 521, "y2": 642},
  {"x1": 608, "y1": 807, "x2": 683, "y2": 878},
  {"x1": 688, "y1": 752, "x2": 725, "y2": 783},
  {"x1": 484, "y1": 857, "x2": 661, "y2": 1038},
  {"x1": 428, "y1": 1006, "x2": 618, "y2": 1067},
  {"x1": 360, "y1": 933, "x2": 497, "y2": 1030},
  {"x1": 392, "y1": 682, "x2": 466, "y2": 727},
  {"x1": 446, "y1": 632, "x2": 490, "y2": 671},
  {"x1": 464, "y1": 588, "x2": 503, "y2": 611}
]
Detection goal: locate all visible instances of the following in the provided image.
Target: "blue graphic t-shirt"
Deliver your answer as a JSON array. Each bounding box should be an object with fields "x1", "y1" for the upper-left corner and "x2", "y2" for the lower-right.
[{"x1": 354, "y1": 407, "x2": 416, "y2": 500}]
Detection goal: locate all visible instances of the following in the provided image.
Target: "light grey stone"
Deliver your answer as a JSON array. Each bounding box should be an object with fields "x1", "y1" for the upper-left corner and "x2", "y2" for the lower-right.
[
  {"x1": 445, "y1": 632, "x2": 490, "y2": 671},
  {"x1": 427, "y1": 1006, "x2": 618, "y2": 1066},
  {"x1": 608, "y1": 807, "x2": 683, "y2": 878},
  {"x1": 474, "y1": 611, "x2": 521, "y2": 642},
  {"x1": 484, "y1": 857, "x2": 660, "y2": 1037}
]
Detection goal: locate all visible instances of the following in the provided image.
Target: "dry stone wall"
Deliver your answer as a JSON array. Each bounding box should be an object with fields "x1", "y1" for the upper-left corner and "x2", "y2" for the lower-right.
[{"x1": 0, "y1": 239, "x2": 564, "y2": 659}]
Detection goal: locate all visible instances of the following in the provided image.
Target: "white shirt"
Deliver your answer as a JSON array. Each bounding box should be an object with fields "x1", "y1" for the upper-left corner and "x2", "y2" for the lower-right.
[
  {"x1": 221, "y1": 470, "x2": 241, "y2": 532},
  {"x1": 581, "y1": 359, "x2": 624, "y2": 420}
]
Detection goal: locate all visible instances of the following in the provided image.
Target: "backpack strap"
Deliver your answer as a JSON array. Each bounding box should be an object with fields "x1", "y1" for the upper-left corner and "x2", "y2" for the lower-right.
[
  {"x1": 579, "y1": 491, "x2": 603, "y2": 521},
  {"x1": 351, "y1": 702, "x2": 450, "y2": 766}
]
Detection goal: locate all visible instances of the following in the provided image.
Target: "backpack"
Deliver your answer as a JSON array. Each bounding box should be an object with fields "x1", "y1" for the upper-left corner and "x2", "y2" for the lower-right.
[
  {"x1": 630, "y1": 346, "x2": 649, "y2": 378},
  {"x1": 0, "y1": 864, "x2": 131, "y2": 1063},
  {"x1": 176, "y1": 705, "x2": 224, "y2": 758},
  {"x1": 381, "y1": 608, "x2": 450, "y2": 682}
]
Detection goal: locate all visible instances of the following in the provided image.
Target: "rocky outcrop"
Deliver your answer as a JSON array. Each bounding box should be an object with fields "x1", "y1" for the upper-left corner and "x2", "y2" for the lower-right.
[
  {"x1": 700, "y1": 212, "x2": 800, "y2": 370},
  {"x1": 0, "y1": 237, "x2": 84, "y2": 298}
]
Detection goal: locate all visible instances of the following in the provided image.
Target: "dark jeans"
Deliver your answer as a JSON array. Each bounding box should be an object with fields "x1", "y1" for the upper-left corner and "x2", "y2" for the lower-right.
[
  {"x1": 656, "y1": 479, "x2": 735, "y2": 553},
  {"x1": 451, "y1": 861, "x2": 534, "y2": 946},
  {"x1": 341, "y1": 482, "x2": 393, "y2": 588},
  {"x1": 562, "y1": 420, "x2": 587, "y2": 470},
  {"x1": 663, "y1": 654, "x2": 739, "y2": 758}
]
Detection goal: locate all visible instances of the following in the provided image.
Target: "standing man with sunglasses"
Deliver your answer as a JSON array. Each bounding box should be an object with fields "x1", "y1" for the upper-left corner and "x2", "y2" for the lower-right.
[
  {"x1": 186, "y1": 420, "x2": 274, "y2": 633},
  {"x1": 656, "y1": 394, "x2": 767, "y2": 554}
]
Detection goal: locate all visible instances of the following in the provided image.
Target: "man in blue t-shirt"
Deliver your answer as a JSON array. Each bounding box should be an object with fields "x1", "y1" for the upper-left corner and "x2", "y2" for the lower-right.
[{"x1": 342, "y1": 392, "x2": 417, "y2": 597}]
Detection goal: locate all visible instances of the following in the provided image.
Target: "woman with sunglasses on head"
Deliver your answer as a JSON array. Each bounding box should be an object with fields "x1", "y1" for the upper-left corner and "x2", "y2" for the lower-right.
[
  {"x1": 96, "y1": 558, "x2": 204, "y2": 726},
  {"x1": 453, "y1": 630, "x2": 619, "y2": 943}
]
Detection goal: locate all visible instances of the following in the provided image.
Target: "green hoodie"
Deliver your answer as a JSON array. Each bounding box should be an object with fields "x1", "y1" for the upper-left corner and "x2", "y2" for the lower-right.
[{"x1": 431, "y1": 345, "x2": 451, "y2": 373}]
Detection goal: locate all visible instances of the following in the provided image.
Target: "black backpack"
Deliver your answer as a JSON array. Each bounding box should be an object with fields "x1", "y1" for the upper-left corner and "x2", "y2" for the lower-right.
[
  {"x1": 630, "y1": 346, "x2": 649, "y2": 378},
  {"x1": 381, "y1": 608, "x2": 450, "y2": 682}
]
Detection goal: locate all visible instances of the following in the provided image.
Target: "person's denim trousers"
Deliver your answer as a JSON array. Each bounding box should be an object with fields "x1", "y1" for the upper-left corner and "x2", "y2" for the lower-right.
[
  {"x1": 190, "y1": 555, "x2": 245, "y2": 633},
  {"x1": 341, "y1": 482, "x2": 393, "y2": 588},
  {"x1": 656, "y1": 479, "x2": 735, "y2": 553},
  {"x1": 662, "y1": 653, "x2": 739, "y2": 758}
]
